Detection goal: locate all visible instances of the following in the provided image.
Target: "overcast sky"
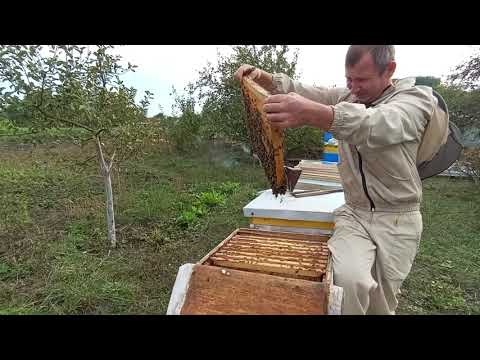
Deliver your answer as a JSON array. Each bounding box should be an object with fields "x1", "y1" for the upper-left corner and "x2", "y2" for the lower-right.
[{"x1": 113, "y1": 45, "x2": 480, "y2": 117}]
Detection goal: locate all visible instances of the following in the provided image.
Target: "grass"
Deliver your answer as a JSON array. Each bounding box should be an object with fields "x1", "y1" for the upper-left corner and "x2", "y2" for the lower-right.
[
  {"x1": 397, "y1": 177, "x2": 480, "y2": 314},
  {"x1": 0, "y1": 141, "x2": 265, "y2": 314},
  {"x1": 0, "y1": 140, "x2": 479, "y2": 314}
]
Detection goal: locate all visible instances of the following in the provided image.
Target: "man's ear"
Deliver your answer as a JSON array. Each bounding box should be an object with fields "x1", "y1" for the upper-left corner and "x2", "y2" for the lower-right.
[{"x1": 386, "y1": 61, "x2": 396, "y2": 78}]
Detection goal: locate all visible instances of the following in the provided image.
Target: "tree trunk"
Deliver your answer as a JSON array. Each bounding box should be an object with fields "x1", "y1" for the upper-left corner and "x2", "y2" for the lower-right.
[
  {"x1": 95, "y1": 136, "x2": 117, "y2": 248},
  {"x1": 104, "y1": 168, "x2": 116, "y2": 247}
]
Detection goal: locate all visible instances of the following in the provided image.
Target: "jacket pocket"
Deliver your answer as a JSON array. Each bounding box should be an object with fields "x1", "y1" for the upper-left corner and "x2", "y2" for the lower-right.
[{"x1": 365, "y1": 150, "x2": 411, "y2": 182}]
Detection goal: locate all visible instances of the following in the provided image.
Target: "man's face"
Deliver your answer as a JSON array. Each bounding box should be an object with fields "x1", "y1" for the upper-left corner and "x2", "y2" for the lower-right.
[{"x1": 345, "y1": 52, "x2": 396, "y2": 105}]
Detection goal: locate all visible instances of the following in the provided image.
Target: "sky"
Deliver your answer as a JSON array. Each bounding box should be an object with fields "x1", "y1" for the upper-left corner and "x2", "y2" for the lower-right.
[{"x1": 113, "y1": 45, "x2": 480, "y2": 117}]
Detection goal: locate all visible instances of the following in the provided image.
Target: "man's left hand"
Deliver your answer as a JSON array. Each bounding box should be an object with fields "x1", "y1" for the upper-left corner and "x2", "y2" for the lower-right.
[
  {"x1": 263, "y1": 92, "x2": 334, "y2": 131},
  {"x1": 263, "y1": 93, "x2": 312, "y2": 129}
]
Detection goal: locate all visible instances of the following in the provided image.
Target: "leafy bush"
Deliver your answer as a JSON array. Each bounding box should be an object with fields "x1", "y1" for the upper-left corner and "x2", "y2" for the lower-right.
[
  {"x1": 197, "y1": 190, "x2": 226, "y2": 208},
  {"x1": 176, "y1": 209, "x2": 200, "y2": 228},
  {"x1": 218, "y1": 181, "x2": 241, "y2": 195},
  {"x1": 175, "y1": 183, "x2": 234, "y2": 228}
]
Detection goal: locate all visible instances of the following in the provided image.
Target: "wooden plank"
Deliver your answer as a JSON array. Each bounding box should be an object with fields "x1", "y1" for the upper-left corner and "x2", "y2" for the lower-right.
[
  {"x1": 236, "y1": 232, "x2": 330, "y2": 243},
  {"x1": 325, "y1": 254, "x2": 333, "y2": 286},
  {"x1": 230, "y1": 236, "x2": 329, "y2": 247},
  {"x1": 210, "y1": 252, "x2": 328, "y2": 267},
  {"x1": 294, "y1": 183, "x2": 334, "y2": 189},
  {"x1": 300, "y1": 170, "x2": 339, "y2": 174},
  {"x1": 328, "y1": 285, "x2": 344, "y2": 315},
  {"x1": 237, "y1": 228, "x2": 330, "y2": 241},
  {"x1": 166, "y1": 263, "x2": 195, "y2": 315},
  {"x1": 300, "y1": 169, "x2": 340, "y2": 173},
  {"x1": 300, "y1": 172, "x2": 339, "y2": 176},
  {"x1": 299, "y1": 162, "x2": 338, "y2": 169},
  {"x1": 238, "y1": 227, "x2": 329, "y2": 238},
  {"x1": 225, "y1": 239, "x2": 329, "y2": 252},
  {"x1": 212, "y1": 250, "x2": 328, "y2": 268},
  {"x1": 299, "y1": 172, "x2": 339, "y2": 176},
  {"x1": 209, "y1": 258, "x2": 324, "y2": 279},
  {"x1": 250, "y1": 224, "x2": 333, "y2": 236},
  {"x1": 300, "y1": 173, "x2": 339, "y2": 177},
  {"x1": 237, "y1": 228, "x2": 330, "y2": 242},
  {"x1": 234, "y1": 234, "x2": 331, "y2": 247},
  {"x1": 180, "y1": 265, "x2": 328, "y2": 315},
  {"x1": 214, "y1": 245, "x2": 328, "y2": 262},
  {"x1": 222, "y1": 242, "x2": 329, "y2": 257},
  {"x1": 231, "y1": 236, "x2": 330, "y2": 250},
  {"x1": 198, "y1": 228, "x2": 239, "y2": 264},
  {"x1": 300, "y1": 179, "x2": 341, "y2": 183},
  {"x1": 300, "y1": 175, "x2": 341, "y2": 180},
  {"x1": 250, "y1": 217, "x2": 335, "y2": 230},
  {"x1": 226, "y1": 240, "x2": 328, "y2": 255},
  {"x1": 300, "y1": 166, "x2": 338, "y2": 171},
  {"x1": 292, "y1": 189, "x2": 344, "y2": 198},
  {"x1": 300, "y1": 174, "x2": 341, "y2": 179}
]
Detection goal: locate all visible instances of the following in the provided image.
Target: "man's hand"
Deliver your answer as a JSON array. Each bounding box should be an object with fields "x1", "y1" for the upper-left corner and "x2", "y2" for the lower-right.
[
  {"x1": 234, "y1": 64, "x2": 274, "y2": 91},
  {"x1": 264, "y1": 93, "x2": 334, "y2": 130},
  {"x1": 234, "y1": 64, "x2": 259, "y2": 81}
]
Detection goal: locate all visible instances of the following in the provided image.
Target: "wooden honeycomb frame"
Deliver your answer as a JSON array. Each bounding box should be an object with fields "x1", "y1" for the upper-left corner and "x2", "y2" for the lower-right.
[
  {"x1": 200, "y1": 228, "x2": 331, "y2": 282},
  {"x1": 240, "y1": 76, "x2": 287, "y2": 196}
]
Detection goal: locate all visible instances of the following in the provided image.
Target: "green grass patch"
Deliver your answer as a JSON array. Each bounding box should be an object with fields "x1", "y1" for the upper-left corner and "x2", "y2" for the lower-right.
[
  {"x1": 397, "y1": 177, "x2": 480, "y2": 314},
  {"x1": 0, "y1": 307, "x2": 42, "y2": 315},
  {"x1": 39, "y1": 231, "x2": 138, "y2": 314}
]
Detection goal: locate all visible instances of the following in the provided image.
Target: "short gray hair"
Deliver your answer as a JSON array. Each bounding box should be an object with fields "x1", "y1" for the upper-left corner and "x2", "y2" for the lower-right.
[{"x1": 345, "y1": 45, "x2": 395, "y2": 74}]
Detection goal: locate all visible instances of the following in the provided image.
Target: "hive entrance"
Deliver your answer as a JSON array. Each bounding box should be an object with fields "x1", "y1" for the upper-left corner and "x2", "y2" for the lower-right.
[{"x1": 240, "y1": 77, "x2": 286, "y2": 196}]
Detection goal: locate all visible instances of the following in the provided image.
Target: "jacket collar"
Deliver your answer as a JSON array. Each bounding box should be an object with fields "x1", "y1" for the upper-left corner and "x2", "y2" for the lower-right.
[
  {"x1": 339, "y1": 77, "x2": 417, "y2": 106},
  {"x1": 369, "y1": 77, "x2": 416, "y2": 106}
]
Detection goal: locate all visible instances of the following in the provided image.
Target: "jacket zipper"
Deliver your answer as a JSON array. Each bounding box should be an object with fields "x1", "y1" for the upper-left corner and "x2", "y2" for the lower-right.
[
  {"x1": 350, "y1": 92, "x2": 391, "y2": 213},
  {"x1": 356, "y1": 148, "x2": 376, "y2": 212}
]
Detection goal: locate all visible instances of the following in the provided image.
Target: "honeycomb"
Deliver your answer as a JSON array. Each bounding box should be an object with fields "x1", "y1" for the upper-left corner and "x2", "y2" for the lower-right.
[{"x1": 240, "y1": 77, "x2": 286, "y2": 196}]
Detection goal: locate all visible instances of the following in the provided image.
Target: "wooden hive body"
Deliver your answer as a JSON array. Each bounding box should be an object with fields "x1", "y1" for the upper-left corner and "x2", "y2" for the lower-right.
[
  {"x1": 170, "y1": 228, "x2": 332, "y2": 315},
  {"x1": 297, "y1": 161, "x2": 341, "y2": 183},
  {"x1": 240, "y1": 77, "x2": 286, "y2": 196}
]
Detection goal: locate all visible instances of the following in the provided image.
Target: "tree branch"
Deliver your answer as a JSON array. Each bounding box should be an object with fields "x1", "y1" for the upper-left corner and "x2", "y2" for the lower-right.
[
  {"x1": 95, "y1": 128, "x2": 107, "y2": 137},
  {"x1": 107, "y1": 150, "x2": 116, "y2": 172},
  {"x1": 95, "y1": 135, "x2": 107, "y2": 174},
  {"x1": 33, "y1": 104, "x2": 95, "y2": 133}
]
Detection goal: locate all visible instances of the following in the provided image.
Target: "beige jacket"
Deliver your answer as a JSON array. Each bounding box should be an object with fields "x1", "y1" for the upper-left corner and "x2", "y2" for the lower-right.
[{"x1": 272, "y1": 74, "x2": 442, "y2": 212}]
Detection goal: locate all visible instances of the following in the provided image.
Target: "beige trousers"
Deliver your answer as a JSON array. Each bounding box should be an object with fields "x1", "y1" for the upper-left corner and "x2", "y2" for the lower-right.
[{"x1": 328, "y1": 204, "x2": 423, "y2": 315}]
